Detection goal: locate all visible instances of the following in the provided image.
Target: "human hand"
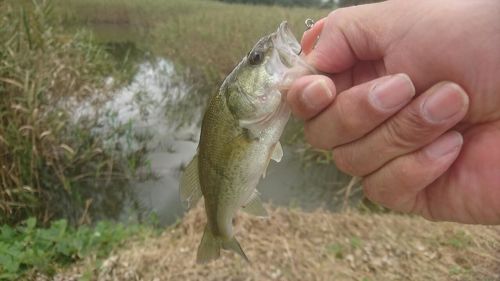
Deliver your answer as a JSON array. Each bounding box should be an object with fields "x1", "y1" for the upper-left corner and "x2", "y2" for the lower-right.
[{"x1": 287, "y1": 0, "x2": 500, "y2": 224}]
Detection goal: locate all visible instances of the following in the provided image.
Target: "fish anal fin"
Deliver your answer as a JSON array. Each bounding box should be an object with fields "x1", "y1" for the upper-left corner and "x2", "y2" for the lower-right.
[
  {"x1": 242, "y1": 191, "x2": 268, "y2": 217},
  {"x1": 179, "y1": 155, "x2": 202, "y2": 209}
]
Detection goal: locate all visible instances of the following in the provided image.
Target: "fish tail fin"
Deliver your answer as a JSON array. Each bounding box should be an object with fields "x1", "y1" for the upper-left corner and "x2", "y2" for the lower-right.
[
  {"x1": 196, "y1": 226, "x2": 221, "y2": 263},
  {"x1": 196, "y1": 225, "x2": 250, "y2": 263},
  {"x1": 222, "y1": 237, "x2": 250, "y2": 263}
]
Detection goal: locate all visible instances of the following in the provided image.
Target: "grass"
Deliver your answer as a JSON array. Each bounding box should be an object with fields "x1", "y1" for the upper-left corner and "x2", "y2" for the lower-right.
[
  {"x1": 0, "y1": 216, "x2": 155, "y2": 280},
  {"x1": 0, "y1": 0, "x2": 145, "y2": 225},
  {"x1": 54, "y1": 0, "x2": 351, "y2": 162},
  {"x1": 55, "y1": 204, "x2": 500, "y2": 281},
  {"x1": 56, "y1": 0, "x2": 328, "y2": 89},
  {"x1": 2, "y1": 1, "x2": 496, "y2": 280}
]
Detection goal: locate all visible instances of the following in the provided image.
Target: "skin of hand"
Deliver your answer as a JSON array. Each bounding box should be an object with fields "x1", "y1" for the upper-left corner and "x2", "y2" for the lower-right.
[{"x1": 287, "y1": 0, "x2": 500, "y2": 224}]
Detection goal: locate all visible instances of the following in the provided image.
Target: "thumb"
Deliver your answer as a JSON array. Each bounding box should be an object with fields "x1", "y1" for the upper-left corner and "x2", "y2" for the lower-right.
[{"x1": 306, "y1": 2, "x2": 396, "y2": 74}]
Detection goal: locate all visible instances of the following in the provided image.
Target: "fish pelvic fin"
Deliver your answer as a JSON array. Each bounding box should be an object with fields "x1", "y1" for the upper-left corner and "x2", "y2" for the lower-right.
[
  {"x1": 196, "y1": 226, "x2": 221, "y2": 264},
  {"x1": 222, "y1": 237, "x2": 250, "y2": 263}
]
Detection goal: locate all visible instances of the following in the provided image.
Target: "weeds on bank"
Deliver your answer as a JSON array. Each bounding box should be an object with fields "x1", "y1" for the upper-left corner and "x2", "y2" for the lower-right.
[
  {"x1": 0, "y1": 0, "x2": 142, "y2": 225},
  {"x1": 0, "y1": 217, "x2": 154, "y2": 280}
]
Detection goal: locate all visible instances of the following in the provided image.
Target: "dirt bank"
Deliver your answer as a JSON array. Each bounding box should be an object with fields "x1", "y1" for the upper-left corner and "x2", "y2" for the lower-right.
[{"x1": 57, "y1": 205, "x2": 500, "y2": 281}]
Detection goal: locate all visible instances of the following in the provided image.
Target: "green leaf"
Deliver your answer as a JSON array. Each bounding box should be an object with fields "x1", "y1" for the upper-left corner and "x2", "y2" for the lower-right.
[
  {"x1": 25, "y1": 218, "x2": 37, "y2": 231},
  {"x1": 0, "y1": 273, "x2": 20, "y2": 280}
]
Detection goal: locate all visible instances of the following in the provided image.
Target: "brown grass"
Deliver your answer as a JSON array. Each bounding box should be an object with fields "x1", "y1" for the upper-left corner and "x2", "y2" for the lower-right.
[
  {"x1": 56, "y1": 204, "x2": 500, "y2": 281},
  {"x1": 56, "y1": 0, "x2": 328, "y2": 89},
  {"x1": 0, "y1": 0, "x2": 137, "y2": 224}
]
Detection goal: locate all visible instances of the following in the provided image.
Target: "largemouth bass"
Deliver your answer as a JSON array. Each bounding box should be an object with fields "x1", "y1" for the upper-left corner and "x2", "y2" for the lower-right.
[{"x1": 180, "y1": 21, "x2": 314, "y2": 263}]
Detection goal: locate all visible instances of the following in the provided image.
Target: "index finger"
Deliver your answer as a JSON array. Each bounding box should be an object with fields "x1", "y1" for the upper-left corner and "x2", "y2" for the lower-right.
[
  {"x1": 300, "y1": 18, "x2": 325, "y2": 55},
  {"x1": 307, "y1": 6, "x2": 388, "y2": 74}
]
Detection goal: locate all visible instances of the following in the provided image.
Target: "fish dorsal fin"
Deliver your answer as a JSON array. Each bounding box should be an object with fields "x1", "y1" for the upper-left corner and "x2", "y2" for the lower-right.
[
  {"x1": 179, "y1": 154, "x2": 202, "y2": 209},
  {"x1": 241, "y1": 190, "x2": 268, "y2": 217},
  {"x1": 271, "y1": 141, "x2": 283, "y2": 162}
]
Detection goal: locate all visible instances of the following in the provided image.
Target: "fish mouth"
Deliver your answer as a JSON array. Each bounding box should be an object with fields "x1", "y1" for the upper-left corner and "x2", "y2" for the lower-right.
[
  {"x1": 270, "y1": 21, "x2": 316, "y2": 92},
  {"x1": 273, "y1": 21, "x2": 301, "y2": 68}
]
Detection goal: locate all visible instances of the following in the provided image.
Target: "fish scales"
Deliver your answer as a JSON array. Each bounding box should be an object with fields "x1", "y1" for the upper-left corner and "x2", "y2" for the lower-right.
[{"x1": 179, "y1": 21, "x2": 315, "y2": 263}]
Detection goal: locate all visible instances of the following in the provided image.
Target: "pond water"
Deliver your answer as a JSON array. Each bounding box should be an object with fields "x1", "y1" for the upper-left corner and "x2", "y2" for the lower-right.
[
  {"x1": 86, "y1": 57, "x2": 355, "y2": 225},
  {"x1": 67, "y1": 40, "x2": 353, "y2": 225}
]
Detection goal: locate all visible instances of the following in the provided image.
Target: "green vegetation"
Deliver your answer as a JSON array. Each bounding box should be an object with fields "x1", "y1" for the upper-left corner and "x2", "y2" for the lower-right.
[
  {"x1": 0, "y1": 217, "x2": 154, "y2": 280},
  {"x1": 0, "y1": 0, "x2": 403, "y2": 280},
  {"x1": 57, "y1": 0, "x2": 328, "y2": 91},
  {"x1": 0, "y1": 0, "x2": 143, "y2": 225},
  {"x1": 326, "y1": 242, "x2": 344, "y2": 259},
  {"x1": 56, "y1": 0, "x2": 339, "y2": 174},
  {"x1": 444, "y1": 230, "x2": 472, "y2": 249}
]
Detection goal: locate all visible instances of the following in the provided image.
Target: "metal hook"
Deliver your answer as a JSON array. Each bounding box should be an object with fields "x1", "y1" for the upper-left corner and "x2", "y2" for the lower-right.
[
  {"x1": 305, "y1": 18, "x2": 315, "y2": 30},
  {"x1": 298, "y1": 18, "x2": 316, "y2": 55}
]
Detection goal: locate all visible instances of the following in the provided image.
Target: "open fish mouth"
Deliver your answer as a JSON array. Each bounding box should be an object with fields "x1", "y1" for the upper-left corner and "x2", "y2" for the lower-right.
[
  {"x1": 273, "y1": 21, "x2": 302, "y2": 68},
  {"x1": 268, "y1": 21, "x2": 316, "y2": 92}
]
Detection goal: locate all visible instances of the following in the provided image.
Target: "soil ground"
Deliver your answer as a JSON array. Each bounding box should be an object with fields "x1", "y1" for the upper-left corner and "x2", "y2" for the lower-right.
[{"x1": 56, "y1": 204, "x2": 500, "y2": 281}]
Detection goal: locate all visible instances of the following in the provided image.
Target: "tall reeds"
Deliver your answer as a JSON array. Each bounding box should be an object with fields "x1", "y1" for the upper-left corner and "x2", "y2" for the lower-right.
[{"x1": 0, "y1": 0, "x2": 136, "y2": 225}]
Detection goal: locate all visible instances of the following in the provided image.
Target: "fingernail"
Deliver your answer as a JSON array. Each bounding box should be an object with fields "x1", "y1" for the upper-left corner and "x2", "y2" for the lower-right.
[
  {"x1": 425, "y1": 131, "x2": 463, "y2": 159},
  {"x1": 369, "y1": 74, "x2": 415, "y2": 110},
  {"x1": 422, "y1": 83, "x2": 469, "y2": 123},
  {"x1": 301, "y1": 79, "x2": 332, "y2": 110}
]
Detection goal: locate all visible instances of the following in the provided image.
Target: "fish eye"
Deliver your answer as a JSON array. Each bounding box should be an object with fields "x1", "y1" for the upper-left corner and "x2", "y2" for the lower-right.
[{"x1": 248, "y1": 51, "x2": 263, "y2": 65}]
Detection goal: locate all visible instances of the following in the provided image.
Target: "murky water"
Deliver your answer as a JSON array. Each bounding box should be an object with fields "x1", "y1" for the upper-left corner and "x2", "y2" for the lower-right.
[{"x1": 73, "y1": 57, "x2": 351, "y2": 226}]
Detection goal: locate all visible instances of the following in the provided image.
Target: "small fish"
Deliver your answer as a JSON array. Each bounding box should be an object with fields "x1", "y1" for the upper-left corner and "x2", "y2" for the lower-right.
[{"x1": 180, "y1": 22, "x2": 314, "y2": 263}]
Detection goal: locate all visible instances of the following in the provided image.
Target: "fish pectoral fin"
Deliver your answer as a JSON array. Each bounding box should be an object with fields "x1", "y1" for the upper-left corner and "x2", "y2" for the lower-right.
[
  {"x1": 271, "y1": 141, "x2": 283, "y2": 162},
  {"x1": 242, "y1": 191, "x2": 268, "y2": 217},
  {"x1": 222, "y1": 237, "x2": 249, "y2": 263},
  {"x1": 179, "y1": 154, "x2": 202, "y2": 210},
  {"x1": 197, "y1": 226, "x2": 221, "y2": 264}
]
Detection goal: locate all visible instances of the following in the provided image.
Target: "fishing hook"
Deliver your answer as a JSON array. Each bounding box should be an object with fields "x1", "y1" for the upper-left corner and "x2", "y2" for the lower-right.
[{"x1": 298, "y1": 18, "x2": 315, "y2": 55}]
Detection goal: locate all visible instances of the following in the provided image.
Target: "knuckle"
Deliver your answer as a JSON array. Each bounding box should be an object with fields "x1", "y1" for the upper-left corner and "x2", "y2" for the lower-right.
[
  {"x1": 383, "y1": 108, "x2": 435, "y2": 150},
  {"x1": 333, "y1": 97, "x2": 362, "y2": 137}
]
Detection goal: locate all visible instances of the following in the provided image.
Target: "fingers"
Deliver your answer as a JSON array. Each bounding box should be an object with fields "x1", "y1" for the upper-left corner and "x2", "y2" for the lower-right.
[
  {"x1": 332, "y1": 82, "x2": 469, "y2": 176},
  {"x1": 300, "y1": 18, "x2": 325, "y2": 55},
  {"x1": 302, "y1": 74, "x2": 415, "y2": 148},
  {"x1": 307, "y1": 4, "x2": 392, "y2": 73},
  {"x1": 362, "y1": 131, "x2": 463, "y2": 213},
  {"x1": 287, "y1": 75, "x2": 336, "y2": 120}
]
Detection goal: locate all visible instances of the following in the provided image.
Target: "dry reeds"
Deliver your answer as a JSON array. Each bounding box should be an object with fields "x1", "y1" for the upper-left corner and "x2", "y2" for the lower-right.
[{"x1": 0, "y1": 0, "x2": 135, "y2": 225}]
